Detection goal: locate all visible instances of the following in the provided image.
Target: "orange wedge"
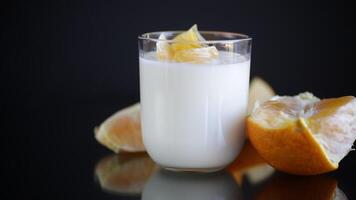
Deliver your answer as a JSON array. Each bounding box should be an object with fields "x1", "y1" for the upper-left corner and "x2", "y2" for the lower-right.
[
  {"x1": 170, "y1": 24, "x2": 204, "y2": 52},
  {"x1": 156, "y1": 34, "x2": 172, "y2": 61},
  {"x1": 173, "y1": 46, "x2": 219, "y2": 63},
  {"x1": 247, "y1": 92, "x2": 356, "y2": 175},
  {"x1": 95, "y1": 103, "x2": 144, "y2": 153},
  {"x1": 156, "y1": 24, "x2": 219, "y2": 63}
]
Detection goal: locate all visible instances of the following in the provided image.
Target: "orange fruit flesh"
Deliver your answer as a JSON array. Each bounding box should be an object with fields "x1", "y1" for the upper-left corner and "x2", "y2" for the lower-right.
[
  {"x1": 170, "y1": 24, "x2": 203, "y2": 52},
  {"x1": 247, "y1": 92, "x2": 356, "y2": 175},
  {"x1": 156, "y1": 24, "x2": 219, "y2": 63},
  {"x1": 248, "y1": 77, "x2": 275, "y2": 114},
  {"x1": 95, "y1": 103, "x2": 145, "y2": 153}
]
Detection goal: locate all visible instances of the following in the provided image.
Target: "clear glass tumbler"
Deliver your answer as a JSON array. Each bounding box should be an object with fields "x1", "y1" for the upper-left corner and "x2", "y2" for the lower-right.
[{"x1": 139, "y1": 31, "x2": 252, "y2": 172}]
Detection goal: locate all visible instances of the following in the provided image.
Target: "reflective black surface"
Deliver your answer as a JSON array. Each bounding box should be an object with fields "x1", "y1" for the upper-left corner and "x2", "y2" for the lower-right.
[{"x1": 5, "y1": 98, "x2": 355, "y2": 199}]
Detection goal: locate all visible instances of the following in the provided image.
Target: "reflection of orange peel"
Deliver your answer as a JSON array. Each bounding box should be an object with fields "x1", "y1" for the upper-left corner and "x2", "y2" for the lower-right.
[
  {"x1": 255, "y1": 175, "x2": 347, "y2": 200},
  {"x1": 156, "y1": 24, "x2": 219, "y2": 63},
  {"x1": 95, "y1": 153, "x2": 158, "y2": 195},
  {"x1": 228, "y1": 141, "x2": 274, "y2": 185}
]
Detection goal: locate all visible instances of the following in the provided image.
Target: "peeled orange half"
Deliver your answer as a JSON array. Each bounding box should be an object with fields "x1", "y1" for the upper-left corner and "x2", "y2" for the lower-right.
[{"x1": 247, "y1": 92, "x2": 356, "y2": 175}]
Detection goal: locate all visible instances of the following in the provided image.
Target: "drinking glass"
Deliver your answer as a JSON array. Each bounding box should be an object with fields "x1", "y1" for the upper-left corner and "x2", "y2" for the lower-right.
[{"x1": 139, "y1": 31, "x2": 252, "y2": 172}]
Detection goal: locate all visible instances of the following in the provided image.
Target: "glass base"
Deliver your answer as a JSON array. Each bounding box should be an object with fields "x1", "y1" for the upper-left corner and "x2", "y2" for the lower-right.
[{"x1": 162, "y1": 166, "x2": 225, "y2": 173}]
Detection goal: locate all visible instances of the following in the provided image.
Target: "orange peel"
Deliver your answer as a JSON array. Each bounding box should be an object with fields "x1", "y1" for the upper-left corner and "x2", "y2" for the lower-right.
[{"x1": 247, "y1": 92, "x2": 356, "y2": 175}]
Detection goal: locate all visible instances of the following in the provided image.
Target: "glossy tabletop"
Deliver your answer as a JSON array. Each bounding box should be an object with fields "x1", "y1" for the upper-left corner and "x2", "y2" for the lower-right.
[{"x1": 6, "y1": 96, "x2": 355, "y2": 200}]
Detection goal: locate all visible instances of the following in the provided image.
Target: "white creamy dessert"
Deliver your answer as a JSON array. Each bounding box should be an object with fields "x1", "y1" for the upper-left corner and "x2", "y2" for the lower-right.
[{"x1": 139, "y1": 51, "x2": 250, "y2": 170}]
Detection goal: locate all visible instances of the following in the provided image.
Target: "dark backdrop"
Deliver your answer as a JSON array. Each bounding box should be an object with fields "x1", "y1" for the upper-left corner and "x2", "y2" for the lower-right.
[{"x1": 2, "y1": 0, "x2": 355, "y2": 199}]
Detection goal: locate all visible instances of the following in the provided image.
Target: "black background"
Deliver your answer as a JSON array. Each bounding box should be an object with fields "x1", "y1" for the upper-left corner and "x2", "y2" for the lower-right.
[{"x1": 2, "y1": 0, "x2": 355, "y2": 199}]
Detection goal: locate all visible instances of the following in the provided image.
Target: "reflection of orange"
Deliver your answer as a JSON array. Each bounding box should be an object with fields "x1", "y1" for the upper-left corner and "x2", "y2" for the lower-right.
[
  {"x1": 228, "y1": 142, "x2": 274, "y2": 185},
  {"x1": 247, "y1": 93, "x2": 356, "y2": 175},
  {"x1": 255, "y1": 175, "x2": 342, "y2": 200},
  {"x1": 95, "y1": 153, "x2": 157, "y2": 195}
]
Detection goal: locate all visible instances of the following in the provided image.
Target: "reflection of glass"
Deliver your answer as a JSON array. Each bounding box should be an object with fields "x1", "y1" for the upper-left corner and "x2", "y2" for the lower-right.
[
  {"x1": 94, "y1": 153, "x2": 157, "y2": 196},
  {"x1": 139, "y1": 31, "x2": 252, "y2": 172},
  {"x1": 142, "y1": 170, "x2": 242, "y2": 200},
  {"x1": 255, "y1": 174, "x2": 348, "y2": 200}
]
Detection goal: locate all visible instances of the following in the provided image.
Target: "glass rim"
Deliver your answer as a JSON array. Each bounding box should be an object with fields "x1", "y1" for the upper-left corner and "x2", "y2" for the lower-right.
[{"x1": 138, "y1": 31, "x2": 251, "y2": 44}]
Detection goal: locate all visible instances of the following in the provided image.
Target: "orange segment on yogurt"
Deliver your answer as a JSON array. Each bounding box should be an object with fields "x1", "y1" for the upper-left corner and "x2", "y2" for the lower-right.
[
  {"x1": 156, "y1": 34, "x2": 172, "y2": 61},
  {"x1": 170, "y1": 24, "x2": 205, "y2": 52},
  {"x1": 173, "y1": 46, "x2": 219, "y2": 63},
  {"x1": 156, "y1": 24, "x2": 219, "y2": 63}
]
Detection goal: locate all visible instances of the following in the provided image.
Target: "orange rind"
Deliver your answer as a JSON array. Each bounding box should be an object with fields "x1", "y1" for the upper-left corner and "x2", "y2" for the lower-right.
[{"x1": 247, "y1": 92, "x2": 356, "y2": 175}]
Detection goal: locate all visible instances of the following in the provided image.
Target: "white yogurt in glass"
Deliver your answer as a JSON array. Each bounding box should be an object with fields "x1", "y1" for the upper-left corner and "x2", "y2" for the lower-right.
[{"x1": 139, "y1": 51, "x2": 250, "y2": 171}]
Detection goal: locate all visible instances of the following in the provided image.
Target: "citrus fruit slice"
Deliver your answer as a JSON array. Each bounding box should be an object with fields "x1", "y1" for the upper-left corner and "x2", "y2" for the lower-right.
[
  {"x1": 173, "y1": 46, "x2": 219, "y2": 63},
  {"x1": 95, "y1": 153, "x2": 158, "y2": 195},
  {"x1": 95, "y1": 103, "x2": 144, "y2": 153},
  {"x1": 156, "y1": 33, "x2": 172, "y2": 61},
  {"x1": 170, "y1": 24, "x2": 205, "y2": 52},
  {"x1": 156, "y1": 24, "x2": 219, "y2": 63},
  {"x1": 247, "y1": 92, "x2": 356, "y2": 175}
]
